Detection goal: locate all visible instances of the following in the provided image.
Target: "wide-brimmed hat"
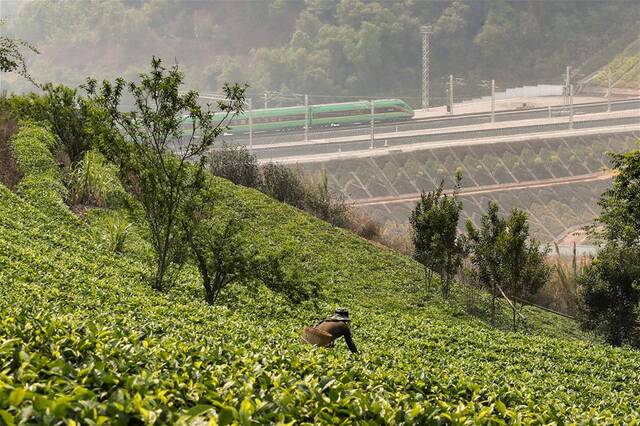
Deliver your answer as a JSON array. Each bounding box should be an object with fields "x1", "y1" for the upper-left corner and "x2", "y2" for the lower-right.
[{"x1": 328, "y1": 307, "x2": 350, "y2": 321}]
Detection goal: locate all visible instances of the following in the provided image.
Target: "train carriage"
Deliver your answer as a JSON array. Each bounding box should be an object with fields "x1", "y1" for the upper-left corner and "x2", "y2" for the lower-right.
[{"x1": 213, "y1": 99, "x2": 414, "y2": 134}]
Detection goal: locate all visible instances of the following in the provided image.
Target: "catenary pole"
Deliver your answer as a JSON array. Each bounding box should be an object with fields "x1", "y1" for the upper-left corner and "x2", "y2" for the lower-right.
[
  {"x1": 449, "y1": 74, "x2": 454, "y2": 115},
  {"x1": 421, "y1": 26, "x2": 432, "y2": 110},
  {"x1": 565, "y1": 66, "x2": 571, "y2": 106},
  {"x1": 248, "y1": 97, "x2": 253, "y2": 151},
  {"x1": 607, "y1": 69, "x2": 612, "y2": 112},
  {"x1": 569, "y1": 84, "x2": 574, "y2": 129},
  {"x1": 304, "y1": 94, "x2": 309, "y2": 142},
  {"x1": 370, "y1": 100, "x2": 375, "y2": 146},
  {"x1": 491, "y1": 79, "x2": 495, "y2": 123}
]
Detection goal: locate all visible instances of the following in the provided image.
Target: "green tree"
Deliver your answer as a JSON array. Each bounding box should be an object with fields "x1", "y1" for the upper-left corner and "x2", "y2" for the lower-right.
[
  {"x1": 86, "y1": 57, "x2": 245, "y2": 291},
  {"x1": 183, "y1": 208, "x2": 254, "y2": 305},
  {"x1": 410, "y1": 172, "x2": 465, "y2": 297},
  {"x1": 9, "y1": 84, "x2": 95, "y2": 164},
  {"x1": 579, "y1": 245, "x2": 640, "y2": 346},
  {"x1": 498, "y1": 208, "x2": 550, "y2": 330},
  {"x1": 182, "y1": 184, "x2": 319, "y2": 305},
  {"x1": 466, "y1": 201, "x2": 505, "y2": 324},
  {"x1": 467, "y1": 202, "x2": 549, "y2": 328},
  {"x1": 579, "y1": 145, "x2": 640, "y2": 347},
  {"x1": 597, "y1": 147, "x2": 640, "y2": 246}
]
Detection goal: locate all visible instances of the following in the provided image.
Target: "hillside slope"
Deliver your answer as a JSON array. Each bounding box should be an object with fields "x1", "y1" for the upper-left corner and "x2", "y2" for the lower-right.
[
  {"x1": 1, "y1": 126, "x2": 639, "y2": 423},
  {"x1": 588, "y1": 37, "x2": 640, "y2": 90}
]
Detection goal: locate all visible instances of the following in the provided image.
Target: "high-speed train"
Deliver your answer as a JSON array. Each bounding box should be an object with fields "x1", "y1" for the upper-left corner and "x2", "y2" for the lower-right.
[{"x1": 212, "y1": 99, "x2": 414, "y2": 133}]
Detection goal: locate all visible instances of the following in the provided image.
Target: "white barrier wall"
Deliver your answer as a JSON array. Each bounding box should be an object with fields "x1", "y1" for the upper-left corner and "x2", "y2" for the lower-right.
[{"x1": 463, "y1": 84, "x2": 564, "y2": 103}]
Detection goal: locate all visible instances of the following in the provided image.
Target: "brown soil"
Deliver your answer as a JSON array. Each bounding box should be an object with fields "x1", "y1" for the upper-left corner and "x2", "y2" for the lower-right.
[{"x1": 0, "y1": 117, "x2": 20, "y2": 189}]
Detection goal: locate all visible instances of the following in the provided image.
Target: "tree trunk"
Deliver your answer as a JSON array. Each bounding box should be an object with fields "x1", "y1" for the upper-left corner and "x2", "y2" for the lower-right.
[
  {"x1": 424, "y1": 267, "x2": 433, "y2": 296},
  {"x1": 154, "y1": 248, "x2": 167, "y2": 291},
  {"x1": 155, "y1": 196, "x2": 177, "y2": 292},
  {"x1": 184, "y1": 226, "x2": 214, "y2": 305},
  {"x1": 491, "y1": 283, "x2": 496, "y2": 325},
  {"x1": 203, "y1": 275, "x2": 214, "y2": 305}
]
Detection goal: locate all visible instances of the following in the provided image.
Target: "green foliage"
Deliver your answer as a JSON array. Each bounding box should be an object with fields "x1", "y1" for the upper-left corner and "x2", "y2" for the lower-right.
[
  {"x1": 302, "y1": 171, "x2": 350, "y2": 229},
  {"x1": 6, "y1": 1, "x2": 640, "y2": 98},
  {"x1": 497, "y1": 208, "x2": 551, "y2": 330},
  {"x1": 0, "y1": 21, "x2": 38, "y2": 84},
  {"x1": 467, "y1": 202, "x2": 550, "y2": 328},
  {"x1": 210, "y1": 147, "x2": 358, "y2": 239},
  {"x1": 209, "y1": 144, "x2": 262, "y2": 189},
  {"x1": 7, "y1": 84, "x2": 100, "y2": 164},
  {"x1": 9, "y1": 122, "x2": 68, "y2": 211},
  {"x1": 2, "y1": 103, "x2": 639, "y2": 423},
  {"x1": 579, "y1": 143, "x2": 640, "y2": 347},
  {"x1": 86, "y1": 57, "x2": 245, "y2": 291},
  {"x1": 182, "y1": 174, "x2": 322, "y2": 306},
  {"x1": 467, "y1": 202, "x2": 505, "y2": 323},
  {"x1": 410, "y1": 172, "x2": 465, "y2": 297},
  {"x1": 182, "y1": 199, "x2": 255, "y2": 305},
  {"x1": 597, "y1": 144, "x2": 640, "y2": 246},
  {"x1": 261, "y1": 162, "x2": 307, "y2": 209},
  {"x1": 99, "y1": 212, "x2": 133, "y2": 254},
  {"x1": 66, "y1": 149, "x2": 126, "y2": 207},
  {"x1": 1, "y1": 176, "x2": 639, "y2": 423},
  {"x1": 579, "y1": 244, "x2": 640, "y2": 347}
]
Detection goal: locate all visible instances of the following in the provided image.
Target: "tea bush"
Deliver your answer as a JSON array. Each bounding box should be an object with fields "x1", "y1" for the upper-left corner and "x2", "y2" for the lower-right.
[
  {"x1": 9, "y1": 121, "x2": 68, "y2": 211},
  {"x1": 1, "y1": 125, "x2": 639, "y2": 424}
]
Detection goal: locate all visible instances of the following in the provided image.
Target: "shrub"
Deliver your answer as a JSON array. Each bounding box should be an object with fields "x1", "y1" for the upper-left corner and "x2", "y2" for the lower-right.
[
  {"x1": 7, "y1": 84, "x2": 97, "y2": 164},
  {"x1": 66, "y1": 149, "x2": 126, "y2": 208},
  {"x1": 347, "y1": 209, "x2": 381, "y2": 241},
  {"x1": 302, "y1": 171, "x2": 350, "y2": 229},
  {"x1": 9, "y1": 122, "x2": 68, "y2": 210},
  {"x1": 182, "y1": 194, "x2": 319, "y2": 305},
  {"x1": 209, "y1": 144, "x2": 261, "y2": 188},
  {"x1": 210, "y1": 154, "x2": 376, "y2": 242},
  {"x1": 101, "y1": 213, "x2": 132, "y2": 254},
  {"x1": 261, "y1": 162, "x2": 306, "y2": 209}
]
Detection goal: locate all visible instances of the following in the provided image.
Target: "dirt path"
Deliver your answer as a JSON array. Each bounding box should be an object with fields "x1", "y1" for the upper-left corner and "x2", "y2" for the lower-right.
[{"x1": 353, "y1": 171, "x2": 614, "y2": 206}]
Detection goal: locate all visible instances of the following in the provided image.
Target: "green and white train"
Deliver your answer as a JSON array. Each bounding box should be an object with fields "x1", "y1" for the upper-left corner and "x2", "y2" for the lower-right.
[{"x1": 213, "y1": 99, "x2": 414, "y2": 134}]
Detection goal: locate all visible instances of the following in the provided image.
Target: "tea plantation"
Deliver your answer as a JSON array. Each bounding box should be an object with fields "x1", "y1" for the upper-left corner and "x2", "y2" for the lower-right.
[{"x1": 1, "y1": 125, "x2": 639, "y2": 424}]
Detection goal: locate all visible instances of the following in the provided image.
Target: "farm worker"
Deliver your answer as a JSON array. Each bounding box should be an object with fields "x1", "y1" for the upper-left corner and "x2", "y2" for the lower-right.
[{"x1": 315, "y1": 307, "x2": 358, "y2": 353}]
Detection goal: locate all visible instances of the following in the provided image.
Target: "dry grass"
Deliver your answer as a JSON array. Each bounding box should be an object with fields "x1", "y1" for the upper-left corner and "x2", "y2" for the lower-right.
[
  {"x1": 533, "y1": 242, "x2": 592, "y2": 316},
  {"x1": 346, "y1": 208, "x2": 382, "y2": 241}
]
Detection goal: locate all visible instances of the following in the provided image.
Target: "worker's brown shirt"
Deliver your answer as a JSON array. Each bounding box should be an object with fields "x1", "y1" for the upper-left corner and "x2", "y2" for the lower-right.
[{"x1": 316, "y1": 320, "x2": 357, "y2": 353}]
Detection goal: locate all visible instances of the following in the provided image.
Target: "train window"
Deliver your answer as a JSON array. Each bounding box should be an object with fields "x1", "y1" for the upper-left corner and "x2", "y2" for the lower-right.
[
  {"x1": 374, "y1": 106, "x2": 401, "y2": 113},
  {"x1": 272, "y1": 114, "x2": 304, "y2": 122},
  {"x1": 315, "y1": 108, "x2": 370, "y2": 119}
]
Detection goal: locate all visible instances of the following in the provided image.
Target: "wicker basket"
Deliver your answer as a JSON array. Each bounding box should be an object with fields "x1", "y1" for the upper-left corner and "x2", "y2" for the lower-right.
[{"x1": 302, "y1": 327, "x2": 333, "y2": 347}]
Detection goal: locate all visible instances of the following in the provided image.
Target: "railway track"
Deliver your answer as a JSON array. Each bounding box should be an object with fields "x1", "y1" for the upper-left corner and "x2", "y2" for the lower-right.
[
  {"x1": 254, "y1": 111, "x2": 640, "y2": 162},
  {"x1": 222, "y1": 98, "x2": 639, "y2": 147},
  {"x1": 266, "y1": 124, "x2": 639, "y2": 164}
]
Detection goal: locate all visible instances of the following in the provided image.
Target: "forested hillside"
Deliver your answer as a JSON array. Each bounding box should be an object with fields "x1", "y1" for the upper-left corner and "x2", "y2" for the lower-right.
[
  {"x1": 592, "y1": 37, "x2": 640, "y2": 90},
  {"x1": 4, "y1": 0, "x2": 639, "y2": 101}
]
